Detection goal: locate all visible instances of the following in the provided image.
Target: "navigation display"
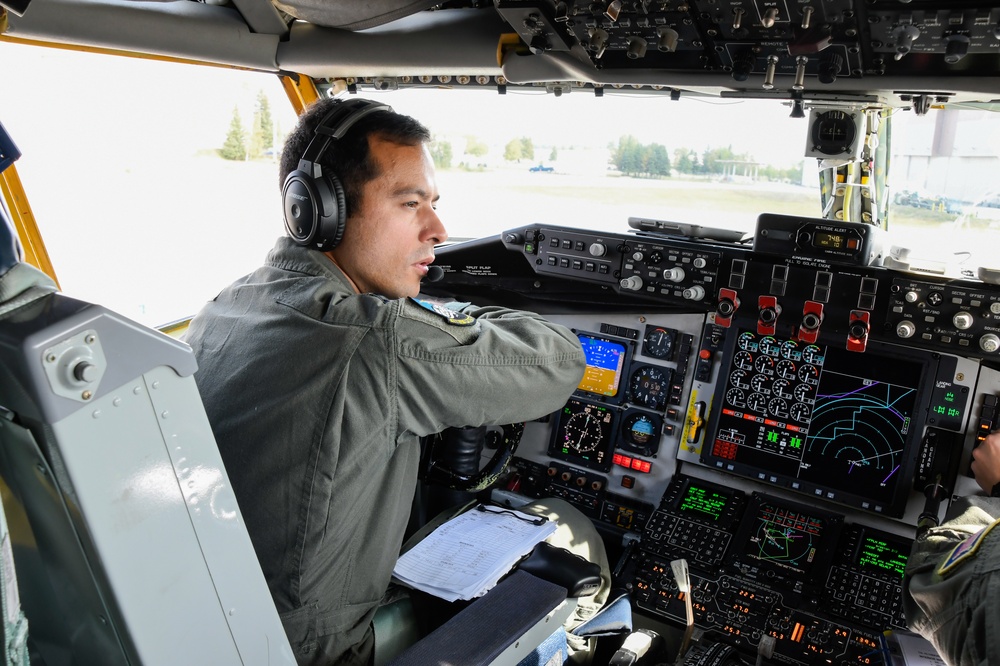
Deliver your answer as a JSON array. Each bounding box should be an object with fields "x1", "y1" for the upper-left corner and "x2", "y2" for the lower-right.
[
  {"x1": 701, "y1": 330, "x2": 937, "y2": 516},
  {"x1": 576, "y1": 332, "x2": 630, "y2": 402},
  {"x1": 735, "y1": 493, "x2": 842, "y2": 583}
]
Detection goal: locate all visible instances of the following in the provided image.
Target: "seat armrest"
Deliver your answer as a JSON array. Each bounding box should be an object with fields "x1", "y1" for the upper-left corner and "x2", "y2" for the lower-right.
[{"x1": 387, "y1": 570, "x2": 567, "y2": 665}]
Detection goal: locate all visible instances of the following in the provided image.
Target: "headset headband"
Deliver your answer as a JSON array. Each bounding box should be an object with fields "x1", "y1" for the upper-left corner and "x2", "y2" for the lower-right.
[{"x1": 297, "y1": 99, "x2": 393, "y2": 176}]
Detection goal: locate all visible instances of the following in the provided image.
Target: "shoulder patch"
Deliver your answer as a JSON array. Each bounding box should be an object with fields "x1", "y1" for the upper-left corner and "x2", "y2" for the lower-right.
[
  {"x1": 409, "y1": 298, "x2": 475, "y2": 326},
  {"x1": 938, "y1": 518, "x2": 1000, "y2": 576}
]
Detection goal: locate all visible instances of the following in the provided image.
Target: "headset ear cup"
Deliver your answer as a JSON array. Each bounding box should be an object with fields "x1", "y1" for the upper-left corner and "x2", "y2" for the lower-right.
[
  {"x1": 320, "y1": 173, "x2": 348, "y2": 251},
  {"x1": 282, "y1": 170, "x2": 320, "y2": 246},
  {"x1": 283, "y1": 170, "x2": 347, "y2": 251}
]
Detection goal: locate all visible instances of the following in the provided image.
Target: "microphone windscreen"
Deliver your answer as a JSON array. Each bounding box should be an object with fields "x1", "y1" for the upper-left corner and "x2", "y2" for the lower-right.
[{"x1": 426, "y1": 265, "x2": 444, "y2": 282}]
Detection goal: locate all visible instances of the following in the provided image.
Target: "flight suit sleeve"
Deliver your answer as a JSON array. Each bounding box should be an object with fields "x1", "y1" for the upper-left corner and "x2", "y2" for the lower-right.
[
  {"x1": 903, "y1": 495, "x2": 1000, "y2": 666},
  {"x1": 393, "y1": 298, "x2": 586, "y2": 437}
]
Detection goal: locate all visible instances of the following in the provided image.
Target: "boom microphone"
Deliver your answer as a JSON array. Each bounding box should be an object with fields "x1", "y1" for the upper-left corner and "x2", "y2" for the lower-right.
[{"x1": 425, "y1": 265, "x2": 444, "y2": 282}]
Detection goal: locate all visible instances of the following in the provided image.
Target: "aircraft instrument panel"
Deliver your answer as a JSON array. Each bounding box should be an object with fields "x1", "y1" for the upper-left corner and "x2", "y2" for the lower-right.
[{"x1": 426, "y1": 215, "x2": 998, "y2": 665}]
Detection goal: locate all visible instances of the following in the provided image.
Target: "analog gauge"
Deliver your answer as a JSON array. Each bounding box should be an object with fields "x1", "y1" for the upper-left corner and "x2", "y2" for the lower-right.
[
  {"x1": 737, "y1": 331, "x2": 757, "y2": 351},
  {"x1": 790, "y1": 402, "x2": 811, "y2": 422},
  {"x1": 628, "y1": 365, "x2": 671, "y2": 411},
  {"x1": 642, "y1": 326, "x2": 675, "y2": 359},
  {"x1": 734, "y1": 350, "x2": 754, "y2": 370},
  {"x1": 780, "y1": 339, "x2": 801, "y2": 360},
  {"x1": 768, "y1": 397, "x2": 788, "y2": 418},
  {"x1": 758, "y1": 336, "x2": 780, "y2": 356},
  {"x1": 772, "y1": 378, "x2": 793, "y2": 399},
  {"x1": 776, "y1": 359, "x2": 797, "y2": 380},
  {"x1": 621, "y1": 412, "x2": 662, "y2": 455},
  {"x1": 750, "y1": 373, "x2": 770, "y2": 394},
  {"x1": 563, "y1": 411, "x2": 605, "y2": 453},
  {"x1": 754, "y1": 355, "x2": 774, "y2": 373},
  {"x1": 747, "y1": 392, "x2": 767, "y2": 413},
  {"x1": 726, "y1": 387, "x2": 746, "y2": 407},
  {"x1": 802, "y1": 344, "x2": 825, "y2": 365},
  {"x1": 797, "y1": 363, "x2": 820, "y2": 384},
  {"x1": 729, "y1": 369, "x2": 749, "y2": 388},
  {"x1": 793, "y1": 383, "x2": 814, "y2": 403}
]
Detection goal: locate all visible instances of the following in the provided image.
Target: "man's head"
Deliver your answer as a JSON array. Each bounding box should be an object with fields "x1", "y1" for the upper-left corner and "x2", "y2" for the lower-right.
[{"x1": 280, "y1": 97, "x2": 447, "y2": 299}]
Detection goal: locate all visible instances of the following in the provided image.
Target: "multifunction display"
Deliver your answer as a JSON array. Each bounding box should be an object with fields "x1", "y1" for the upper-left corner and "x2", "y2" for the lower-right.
[{"x1": 701, "y1": 330, "x2": 937, "y2": 516}]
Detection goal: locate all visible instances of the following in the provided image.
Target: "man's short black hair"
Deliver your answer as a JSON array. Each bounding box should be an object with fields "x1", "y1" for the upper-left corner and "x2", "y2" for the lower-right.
[{"x1": 279, "y1": 97, "x2": 431, "y2": 219}]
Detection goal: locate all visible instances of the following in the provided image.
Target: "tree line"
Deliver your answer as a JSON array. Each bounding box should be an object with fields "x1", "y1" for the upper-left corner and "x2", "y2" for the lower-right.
[
  {"x1": 427, "y1": 132, "x2": 800, "y2": 182},
  {"x1": 220, "y1": 91, "x2": 275, "y2": 161},
  {"x1": 611, "y1": 135, "x2": 803, "y2": 182},
  {"x1": 221, "y1": 111, "x2": 799, "y2": 183}
]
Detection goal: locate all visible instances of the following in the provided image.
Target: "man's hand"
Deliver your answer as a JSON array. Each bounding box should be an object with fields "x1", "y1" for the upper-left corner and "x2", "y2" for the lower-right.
[{"x1": 971, "y1": 431, "x2": 1000, "y2": 494}]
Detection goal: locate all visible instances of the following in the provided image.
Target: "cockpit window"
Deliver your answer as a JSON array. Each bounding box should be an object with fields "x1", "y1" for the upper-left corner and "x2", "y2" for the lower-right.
[{"x1": 3, "y1": 39, "x2": 999, "y2": 327}]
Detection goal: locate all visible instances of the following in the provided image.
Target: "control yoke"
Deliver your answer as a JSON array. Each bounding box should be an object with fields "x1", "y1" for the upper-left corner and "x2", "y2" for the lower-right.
[{"x1": 420, "y1": 422, "x2": 524, "y2": 492}]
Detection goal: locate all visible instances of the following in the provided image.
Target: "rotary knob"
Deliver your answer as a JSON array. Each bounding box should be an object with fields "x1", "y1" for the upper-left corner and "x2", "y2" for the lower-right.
[
  {"x1": 953, "y1": 311, "x2": 974, "y2": 330},
  {"x1": 662, "y1": 267, "x2": 686, "y2": 282},
  {"x1": 620, "y1": 276, "x2": 644, "y2": 291},
  {"x1": 896, "y1": 320, "x2": 917, "y2": 339},
  {"x1": 683, "y1": 285, "x2": 706, "y2": 301},
  {"x1": 589, "y1": 242, "x2": 608, "y2": 257},
  {"x1": 981, "y1": 334, "x2": 1000, "y2": 353}
]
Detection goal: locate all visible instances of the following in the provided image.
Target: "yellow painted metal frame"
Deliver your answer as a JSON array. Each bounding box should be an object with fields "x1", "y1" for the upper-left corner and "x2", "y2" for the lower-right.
[
  {"x1": 280, "y1": 74, "x2": 321, "y2": 116},
  {"x1": 1, "y1": 164, "x2": 59, "y2": 287}
]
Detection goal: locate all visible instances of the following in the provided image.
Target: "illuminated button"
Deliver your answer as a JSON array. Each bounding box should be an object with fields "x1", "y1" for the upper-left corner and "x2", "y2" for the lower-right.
[
  {"x1": 562, "y1": 240, "x2": 572, "y2": 249},
  {"x1": 598, "y1": 265, "x2": 609, "y2": 274},
  {"x1": 550, "y1": 238, "x2": 560, "y2": 247},
  {"x1": 548, "y1": 257, "x2": 557, "y2": 266},
  {"x1": 621, "y1": 475, "x2": 636, "y2": 489},
  {"x1": 630, "y1": 459, "x2": 652, "y2": 473}
]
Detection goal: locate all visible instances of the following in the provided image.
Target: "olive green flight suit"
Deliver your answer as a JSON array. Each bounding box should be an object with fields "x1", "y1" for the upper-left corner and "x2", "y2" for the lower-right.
[
  {"x1": 904, "y1": 494, "x2": 1000, "y2": 666},
  {"x1": 185, "y1": 237, "x2": 589, "y2": 665}
]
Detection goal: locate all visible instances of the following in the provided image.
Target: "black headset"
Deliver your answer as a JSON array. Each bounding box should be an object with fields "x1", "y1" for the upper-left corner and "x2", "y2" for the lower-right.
[{"x1": 281, "y1": 98, "x2": 393, "y2": 251}]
